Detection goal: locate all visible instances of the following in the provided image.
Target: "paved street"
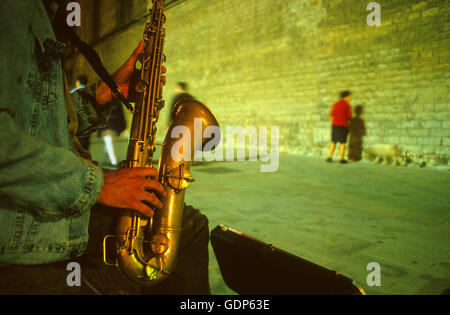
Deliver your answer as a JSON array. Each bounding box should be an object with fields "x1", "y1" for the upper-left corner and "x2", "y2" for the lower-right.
[
  {"x1": 185, "y1": 154, "x2": 449, "y2": 295},
  {"x1": 91, "y1": 140, "x2": 449, "y2": 295}
]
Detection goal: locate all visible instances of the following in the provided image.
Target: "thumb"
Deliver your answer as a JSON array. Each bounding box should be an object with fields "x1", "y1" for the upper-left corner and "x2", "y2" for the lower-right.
[
  {"x1": 123, "y1": 41, "x2": 144, "y2": 69},
  {"x1": 130, "y1": 41, "x2": 145, "y2": 61},
  {"x1": 113, "y1": 41, "x2": 145, "y2": 82}
]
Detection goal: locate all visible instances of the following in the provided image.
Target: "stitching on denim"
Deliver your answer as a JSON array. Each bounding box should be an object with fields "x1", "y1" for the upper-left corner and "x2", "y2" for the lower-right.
[
  {"x1": 0, "y1": 239, "x2": 90, "y2": 256},
  {"x1": 24, "y1": 219, "x2": 39, "y2": 251},
  {"x1": 9, "y1": 210, "x2": 24, "y2": 250},
  {"x1": 68, "y1": 163, "x2": 101, "y2": 216}
]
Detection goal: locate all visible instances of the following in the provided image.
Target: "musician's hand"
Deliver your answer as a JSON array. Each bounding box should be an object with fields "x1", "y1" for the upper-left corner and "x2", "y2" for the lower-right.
[
  {"x1": 95, "y1": 41, "x2": 145, "y2": 106},
  {"x1": 97, "y1": 167, "x2": 165, "y2": 217}
]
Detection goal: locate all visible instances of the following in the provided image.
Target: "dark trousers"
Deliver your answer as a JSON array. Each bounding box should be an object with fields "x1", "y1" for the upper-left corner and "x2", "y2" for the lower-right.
[{"x1": 0, "y1": 204, "x2": 210, "y2": 295}]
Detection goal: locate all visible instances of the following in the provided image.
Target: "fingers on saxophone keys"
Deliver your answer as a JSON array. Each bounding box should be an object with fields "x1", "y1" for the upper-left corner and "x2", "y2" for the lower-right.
[
  {"x1": 141, "y1": 178, "x2": 166, "y2": 199},
  {"x1": 130, "y1": 167, "x2": 158, "y2": 178},
  {"x1": 135, "y1": 200, "x2": 155, "y2": 218},
  {"x1": 134, "y1": 190, "x2": 161, "y2": 217},
  {"x1": 130, "y1": 168, "x2": 165, "y2": 195},
  {"x1": 141, "y1": 189, "x2": 163, "y2": 210}
]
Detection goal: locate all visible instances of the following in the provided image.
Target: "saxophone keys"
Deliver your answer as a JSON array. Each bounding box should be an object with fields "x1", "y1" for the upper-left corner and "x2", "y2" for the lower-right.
[
  {"x1": 156, "y1": 99, "x2": 165, "y2": 110},
  {"x1": 135, "y1": 80, "x2": 148, "y2": 93},
  {"x1": 160, "y1": 78, "x2": 166, "y2": 87},
  {"x1": 150, "y1": 233, "x2": 169, "y2": 255},
  {"x1": 180, "y1": 169, "x2": 195, "y2": 190},
  {"x1": 164, "y1": 165, "x2": 195, "y2": 192}
]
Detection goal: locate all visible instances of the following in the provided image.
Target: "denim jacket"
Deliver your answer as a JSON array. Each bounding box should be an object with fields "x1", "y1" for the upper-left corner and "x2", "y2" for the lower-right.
[{"x1": 0, "y1": 1, "x2": 105, "y2": 264}]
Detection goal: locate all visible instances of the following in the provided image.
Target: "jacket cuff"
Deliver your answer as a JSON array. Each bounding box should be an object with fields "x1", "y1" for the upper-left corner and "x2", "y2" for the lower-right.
[
  {"x1": 67, "y1": 161, "x2": 104, "y2": 217},
  {"x1": 71, "y1": 83, "x2": 106, "y2": 136}
]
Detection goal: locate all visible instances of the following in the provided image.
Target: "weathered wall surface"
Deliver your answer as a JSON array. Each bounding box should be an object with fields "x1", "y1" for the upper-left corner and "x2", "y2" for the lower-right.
[{"x1": 66, "y1": 0, "x2": 450, "y2": 164}]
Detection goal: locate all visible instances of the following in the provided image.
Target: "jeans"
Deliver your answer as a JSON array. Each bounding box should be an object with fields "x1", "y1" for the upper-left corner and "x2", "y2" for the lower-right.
[{"x1": 0, "y1": 204, "x2": 211, "y2": 295}]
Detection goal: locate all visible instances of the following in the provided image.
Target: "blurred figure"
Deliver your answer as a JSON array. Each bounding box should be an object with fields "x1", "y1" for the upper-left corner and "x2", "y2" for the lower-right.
[
  {"x1": 71, "y1": 74, "x2": 88, "y2": 93},
  {"x1": 98, "y1": 99, "x2": 127, "y2": 167},
  {"x1": 326, "y1": 91, "x2": 353, "y2": 164},
  {"x1": 71, "y1": 75, "x2": 90, "y2": 151},
  {"x1": 348, "y1": 105, "x2": 366, "y2": 161},
  {"x1": 170, "y1": 82, "x2": 194, "y2": 122}
]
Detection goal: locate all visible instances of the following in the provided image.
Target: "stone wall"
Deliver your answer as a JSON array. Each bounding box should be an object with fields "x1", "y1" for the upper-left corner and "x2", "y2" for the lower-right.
[{"x1": 66, "y1": 0, "x2": 450, "y2": 165}]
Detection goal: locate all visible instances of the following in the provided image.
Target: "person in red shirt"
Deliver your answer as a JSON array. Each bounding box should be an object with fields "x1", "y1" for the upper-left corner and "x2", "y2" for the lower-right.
[{"x1": 326, "y1": 91, "x2": 353, "y2": 164}]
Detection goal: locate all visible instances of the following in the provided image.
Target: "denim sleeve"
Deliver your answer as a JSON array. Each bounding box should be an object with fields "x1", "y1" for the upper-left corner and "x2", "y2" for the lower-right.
[
  {"x1": 0, "y1": 111, "x2": 104, "y2": 220},
  {"x1": 0, "y1": 0, "x2": 104, "y2": 220},
  {"x1": 70, "y1": 83, "x2": 106, "y2": 136}
]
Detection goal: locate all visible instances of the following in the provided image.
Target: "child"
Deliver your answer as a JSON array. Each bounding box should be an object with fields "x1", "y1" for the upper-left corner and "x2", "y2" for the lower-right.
[{"x1": 326, "y1": 91, "x2": 353, "y2": 164}]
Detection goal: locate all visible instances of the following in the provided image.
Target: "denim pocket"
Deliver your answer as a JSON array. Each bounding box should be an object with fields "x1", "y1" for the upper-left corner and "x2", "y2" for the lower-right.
[{"x1": 26, "y1": 32, "x2": 65, "y2": 135}]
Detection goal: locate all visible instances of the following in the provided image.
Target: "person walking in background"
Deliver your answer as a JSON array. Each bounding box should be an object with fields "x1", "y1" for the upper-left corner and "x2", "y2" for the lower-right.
[
  {"x1": 170, "y1": 82, "x2": 194, "y2": 122},
  {"x1": 98, "y1": 99, "x2": 127, "y2": 167},
  {"x1": 348, "y1": 105, "x2": 366, "y2": 161},
  {"x1": 326, "y1": 91, "x2": 353, "y2": 164},
  {"x1": 71, "y1": 74, "x2": 88, "y2": 93}
]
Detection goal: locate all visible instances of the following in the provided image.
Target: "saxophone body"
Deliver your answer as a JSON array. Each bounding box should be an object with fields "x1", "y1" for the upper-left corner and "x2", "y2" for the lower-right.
[{"x1": 103, "y1": 0, "x2": 220, "y2": 286}]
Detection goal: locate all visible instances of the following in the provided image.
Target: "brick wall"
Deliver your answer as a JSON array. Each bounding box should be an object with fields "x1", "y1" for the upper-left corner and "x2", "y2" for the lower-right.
[{"x1": 66, "y1": 0, "x2": 450, "y2": 164}]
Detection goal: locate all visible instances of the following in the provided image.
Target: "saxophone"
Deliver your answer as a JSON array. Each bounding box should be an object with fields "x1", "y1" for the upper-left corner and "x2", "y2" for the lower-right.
[{"x1": 103, "y1": 0, "x2": 220, "y2": 286}]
